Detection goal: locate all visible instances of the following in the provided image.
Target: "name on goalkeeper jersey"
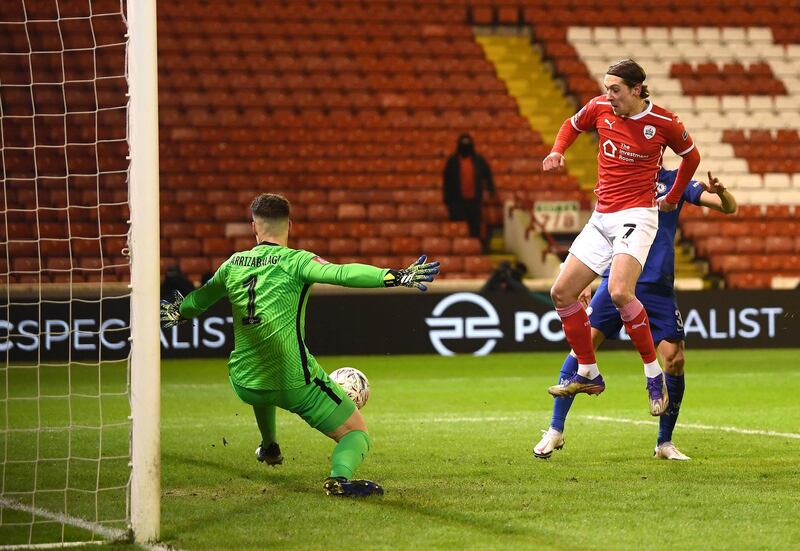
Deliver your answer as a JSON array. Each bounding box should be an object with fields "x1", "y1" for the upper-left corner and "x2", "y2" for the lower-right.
[{"x1": 230, "y1": 254, "x2": 281, "y2": 267}]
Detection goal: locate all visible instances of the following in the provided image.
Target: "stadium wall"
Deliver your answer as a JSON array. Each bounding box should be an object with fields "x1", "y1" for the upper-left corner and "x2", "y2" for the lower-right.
[{"x1": 3, "y1": 291, "x2": 798, "y2": 361}]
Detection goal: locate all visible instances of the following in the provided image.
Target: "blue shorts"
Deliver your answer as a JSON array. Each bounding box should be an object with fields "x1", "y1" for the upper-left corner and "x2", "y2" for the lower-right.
[{"x1": 588, "y1": 280, "x2": 685, "y2": 343}]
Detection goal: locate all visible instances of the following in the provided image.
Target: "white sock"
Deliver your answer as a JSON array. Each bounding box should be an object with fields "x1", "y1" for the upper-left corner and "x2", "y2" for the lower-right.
[
  {"x1": 644, "y1": 360, "x2": 662, "y2": 378},
  {"x1": 577, "y1": 363, "x2": 600, "y2": 379}
]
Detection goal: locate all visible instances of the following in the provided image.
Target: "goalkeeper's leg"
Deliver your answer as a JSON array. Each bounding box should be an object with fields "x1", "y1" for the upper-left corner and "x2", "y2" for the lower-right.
[
  {"x1": 228, "y1": 379, "x2": 284, "y2": 465},
  {"x1": 253, "y1": 404, "x2": 277, "y2": 445},
  {"x1": 322, "y1": 408, "x2": 370, "y2": 480},
  {"x1": 321, "y1": 408, "x2": 382, "y2": 497},
  {"x1": 253, "y1": 405, "x2": 283, "y2": 465},
  {"x1": 285, "y1": 370, "x2": 383, "y2": 496}
]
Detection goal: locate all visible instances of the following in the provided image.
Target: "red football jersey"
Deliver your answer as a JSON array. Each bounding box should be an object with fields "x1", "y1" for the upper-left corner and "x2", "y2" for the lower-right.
[{"x1": 571, "y1": 95, "x2": 695, "y2": 213}]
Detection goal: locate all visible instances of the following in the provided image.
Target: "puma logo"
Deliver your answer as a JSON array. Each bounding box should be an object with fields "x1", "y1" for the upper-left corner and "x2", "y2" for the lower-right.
[
  {"x1": 630, "y1": 320, "x2": 648, "y2": 330},
  {"x1": 604, "y1": 117, "x2": 616, "y2": 129}
]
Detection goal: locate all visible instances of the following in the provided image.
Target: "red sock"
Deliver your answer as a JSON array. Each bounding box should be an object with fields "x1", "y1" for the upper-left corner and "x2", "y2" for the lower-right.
[
  {"x1": 618, "y1": 298, "x2": 657, "y2": 364},
  {"x1": 556, "y1": 302, "x2": 595, "y2": 365}
]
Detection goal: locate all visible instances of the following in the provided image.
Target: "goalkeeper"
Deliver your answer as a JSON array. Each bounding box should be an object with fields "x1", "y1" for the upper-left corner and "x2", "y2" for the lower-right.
[{"x1": 161, "y1": 193, "x2": 440, "y2": 497}]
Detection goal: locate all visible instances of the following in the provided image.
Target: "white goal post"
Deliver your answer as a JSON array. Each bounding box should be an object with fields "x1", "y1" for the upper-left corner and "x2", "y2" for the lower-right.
[{"x1": 128, "y1": 0, "x2": 161, "y2": 543}]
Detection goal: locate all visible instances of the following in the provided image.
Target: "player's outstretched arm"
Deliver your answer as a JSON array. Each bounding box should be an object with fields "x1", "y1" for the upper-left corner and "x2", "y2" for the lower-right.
[
  {"x1": 160, "y1": 268, "x2": 228, "y2": 328},
  {"x1": 300, "y1": 254, "x2": 440, "y2": 291},
  {"x1": 160, "y1": 290, "x2": 189, "y2": 328},
  {"x1": 383, "y1": 255, "x2": 441, "y2": 292},
  {"x1": 697, "y1": 171, "x2": 738, "y2": 214}
]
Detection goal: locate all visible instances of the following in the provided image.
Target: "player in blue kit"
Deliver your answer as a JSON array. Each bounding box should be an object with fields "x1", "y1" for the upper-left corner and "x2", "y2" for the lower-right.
[{"x1": 535, "y1": 169, "x2": 738, "y2": 460}]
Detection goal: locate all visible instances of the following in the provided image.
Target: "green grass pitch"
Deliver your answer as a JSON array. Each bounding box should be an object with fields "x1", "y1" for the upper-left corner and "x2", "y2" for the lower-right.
[{"x1": 3, "y1": 349, "x2": 799, "y2": 550}]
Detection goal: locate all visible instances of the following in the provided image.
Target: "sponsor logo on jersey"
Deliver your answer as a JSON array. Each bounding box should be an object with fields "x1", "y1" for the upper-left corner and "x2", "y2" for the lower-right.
[
  {"x1": 643, "y1": 125, "x2": 656, "y2": 139},
  {"x1": 602, "y1": 139, "x2": 617, "y2": 158}
]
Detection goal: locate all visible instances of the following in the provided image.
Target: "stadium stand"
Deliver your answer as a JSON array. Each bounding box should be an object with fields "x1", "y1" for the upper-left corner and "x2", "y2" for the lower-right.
[
  {"x1": 4, "y1": 0, "x2": 798, "y2": 288},
  {"x1": 154, "y1": 0, "x2": 585, "y2": 282},
  {"x1": 462, "y1": 0, "x2": 800, "y2": 288}
]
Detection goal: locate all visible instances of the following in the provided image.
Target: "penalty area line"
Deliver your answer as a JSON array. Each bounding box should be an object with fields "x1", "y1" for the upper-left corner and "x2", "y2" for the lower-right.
[{"x1": 582, "y1": 415, "x2": 800, "y2": 439}]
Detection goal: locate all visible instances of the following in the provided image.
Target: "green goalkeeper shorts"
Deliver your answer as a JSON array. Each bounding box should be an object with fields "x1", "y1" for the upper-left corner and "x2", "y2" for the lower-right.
[{"x1": 229, "y1": 369, "x2": 355, "y2": 434}]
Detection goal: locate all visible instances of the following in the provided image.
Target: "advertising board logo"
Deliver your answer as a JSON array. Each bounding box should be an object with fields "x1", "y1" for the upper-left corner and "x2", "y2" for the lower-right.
[{"x1": 425, "y1": 293, "x2": 503, "y2": 356}]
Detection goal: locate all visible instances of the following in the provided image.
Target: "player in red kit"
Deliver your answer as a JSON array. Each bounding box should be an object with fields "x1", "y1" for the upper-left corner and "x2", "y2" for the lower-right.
[{"x1": 542, "y1": 59, "x2": 700, "y2": 416}]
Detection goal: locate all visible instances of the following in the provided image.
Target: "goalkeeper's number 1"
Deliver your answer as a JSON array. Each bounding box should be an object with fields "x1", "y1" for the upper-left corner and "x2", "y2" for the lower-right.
[{"x1": 242, "y1": 275, "x2": 261, "y2": 325}]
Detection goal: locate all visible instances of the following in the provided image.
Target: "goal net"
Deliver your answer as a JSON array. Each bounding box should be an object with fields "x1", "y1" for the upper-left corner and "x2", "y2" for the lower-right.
[{"x1": 0, "y1": 0, "x2": 159, "y2": 546}]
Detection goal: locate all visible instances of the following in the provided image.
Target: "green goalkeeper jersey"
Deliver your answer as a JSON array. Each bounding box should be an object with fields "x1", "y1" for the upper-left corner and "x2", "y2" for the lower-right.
[{"x1": 178, "y1": 242, "x2": 389, "y2": 390}]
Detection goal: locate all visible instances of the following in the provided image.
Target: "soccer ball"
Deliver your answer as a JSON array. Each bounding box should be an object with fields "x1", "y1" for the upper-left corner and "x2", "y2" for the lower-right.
[{"x1": 329, "y1": 367, "x2": 370, "y2": 409}]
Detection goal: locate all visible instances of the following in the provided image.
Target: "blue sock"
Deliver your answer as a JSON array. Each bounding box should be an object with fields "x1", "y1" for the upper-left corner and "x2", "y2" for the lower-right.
[
  {"x1": 550, "y1": 355, "x2": 578, "y2": 432},
  {"x1": 658, "y1": 373, "x2": 685, "y2": 444}
]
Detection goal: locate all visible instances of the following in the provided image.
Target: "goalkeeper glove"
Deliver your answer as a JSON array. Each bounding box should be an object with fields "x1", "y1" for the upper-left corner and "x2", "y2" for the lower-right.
[
  {"x1": 383, "y1": 255, "x2": 440, "y2": 292},
  {"x1": 160, "y1": 290, "x2": 189, "y2": 328}
]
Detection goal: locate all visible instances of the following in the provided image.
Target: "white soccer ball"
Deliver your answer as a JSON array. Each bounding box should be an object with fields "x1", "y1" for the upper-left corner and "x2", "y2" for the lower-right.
[{"x1": 329, "y1": 367, "x2": 370, "y2": 409}]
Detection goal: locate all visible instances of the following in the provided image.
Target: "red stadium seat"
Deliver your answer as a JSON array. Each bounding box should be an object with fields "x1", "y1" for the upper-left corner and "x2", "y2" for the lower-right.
[
  {"x1": 178, "y1": 258, "x2": 210, "y2": 281},
  {"x1": 172, "y1": 238, "x2": 201, "y2": 256},
  {"x1": 367, "y1": 203, "x2": 398, "y2": 221},
  {"x1": 726, "y1": 272, "x2": 773, "y2": 289},
  {"x1": 421, "y1": 237, "x2": 452, "y2": 255},
  {"x1": 764, "y1": 236, "x2": 794, "y2": 254},
  {"x1": 694, "y1": 236, "x2": 736, "y2": 258},
  {"x1": 294, "y1": 238, "x2": 328, "y2": 256},
  {"x1": 452, "y1": 237, "x2": 482, "y2": 255},
  {"x1": 463, "y1": 255, "x2": 493, "y2": 275},
  {"x1": 336, "y1": 203, "x2": 367, "y2": 220},
  {"x1": 390, "y1": 237, "x2": 418, "y2": 255},
  {"x1": 328, "y1": 238, "x2": 359, "y2": 257},
  {"x1": 735, "y1": 236, "x2": 764, "y2": 254},
  {"x1": 202, "y1": 238, "x2": 233, "y2": 256},
  {"x1": 710, "y1": 254, "x2": 751, "y2": 273}
]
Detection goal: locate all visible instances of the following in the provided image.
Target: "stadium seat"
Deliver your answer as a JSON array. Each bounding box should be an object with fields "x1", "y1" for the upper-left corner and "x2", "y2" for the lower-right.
[
  {"x1": 764, "y1": 235, "x2": 795, "y2": 254},
  {"x1": 421, "y1": 237, "x2": 452, "y2": 255},
  {"x1": 328, "y1": 238, "x2": 359, "y2": 257},
  {"x1": 452, "y1": 237, "x2": 482, "y2": 255},
  {"x1": 201, "y1": 238, "x2": 233, "y2": 256},
  {"x1": 360, "y1": 237, "x2": 387, "y2": 256},
  {"x1": 735, "y1": 236, "x2": 765, "y2": 254},
  {"x1": 171, "y1": 238, "x2": 201, "y2": 257},
  {"x1": 463, "y1": 255, "x2": 493, "y2": 275},
  {"x1": 390, "y1": 237, "x2": 418, "y2": 255}
]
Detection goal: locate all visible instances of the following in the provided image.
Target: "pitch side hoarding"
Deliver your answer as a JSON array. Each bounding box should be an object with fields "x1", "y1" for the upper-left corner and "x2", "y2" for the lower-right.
[{"x1": 2, "y1": 291, "x2": 798, "y2": 361}]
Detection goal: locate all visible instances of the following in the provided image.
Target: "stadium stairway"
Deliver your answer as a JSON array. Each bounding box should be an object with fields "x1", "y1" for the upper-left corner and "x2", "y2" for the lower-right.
[{"x1": 475, "y1": 34, "x2": 598, "y2": 190}]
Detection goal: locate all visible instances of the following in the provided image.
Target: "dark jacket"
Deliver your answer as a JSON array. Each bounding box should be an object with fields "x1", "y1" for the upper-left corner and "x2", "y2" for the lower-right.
[{"x1": 443, "y1": 153, "x2": 495, "y2": 204}]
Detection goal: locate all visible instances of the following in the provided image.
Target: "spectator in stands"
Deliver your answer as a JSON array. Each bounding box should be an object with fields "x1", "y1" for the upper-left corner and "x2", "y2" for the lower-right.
[
  {"x1": 443, "y1": 133, "x2": 495, "y2": 239},
  {"x1": 481, "y1": 260, "x2": 528, "y2": 293},
  {"x1": 160, "y1": 264, "x2": 195, "y2": 300}
]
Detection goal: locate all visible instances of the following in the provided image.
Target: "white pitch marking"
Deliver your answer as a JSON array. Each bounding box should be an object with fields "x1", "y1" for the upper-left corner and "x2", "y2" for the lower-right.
[
  {"x1": 428, "y1": 416, "x2": 521, "y2": 423},
  {"x1": 380, "y1": 414, "x2": 800, "y2": 440},
  {"x1": 0, "y1": 498, "x2": 182, "y2": 551},
  {"x1": 582, "y1": 415, "x2": 800, "y2": 439}
]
